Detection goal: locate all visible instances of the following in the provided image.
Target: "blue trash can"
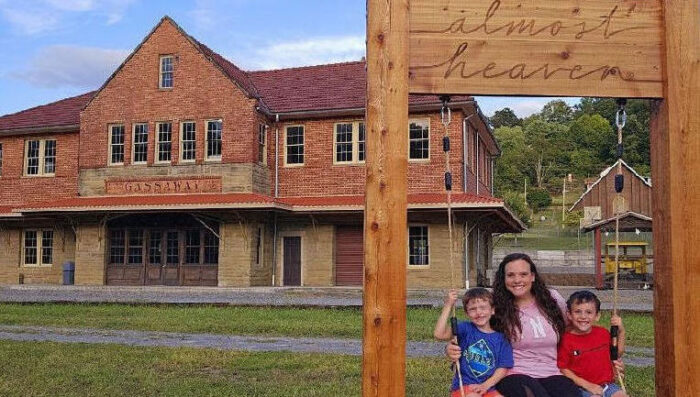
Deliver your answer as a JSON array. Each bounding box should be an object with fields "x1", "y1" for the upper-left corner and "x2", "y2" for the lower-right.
[{"x1": 62, "y1": 261, "x2": 75, "y2": 285}]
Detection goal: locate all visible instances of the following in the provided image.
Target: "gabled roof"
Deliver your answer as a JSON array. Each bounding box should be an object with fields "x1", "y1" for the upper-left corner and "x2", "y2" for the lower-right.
[
  {"x1": 0, "y1": 91, "x2": 95, "y2": 134},
  {"x1": 569, "y1": 159, "x2": 652, "y2": 212},
  {"x1": 82, "y1": 16, "x2": 259, "y2": 112}
]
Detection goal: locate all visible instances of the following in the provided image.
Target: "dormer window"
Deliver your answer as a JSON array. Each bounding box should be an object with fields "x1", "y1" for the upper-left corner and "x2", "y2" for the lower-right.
[{"x1": 159, "y1": 55, "x2": 173, "y2": 88}]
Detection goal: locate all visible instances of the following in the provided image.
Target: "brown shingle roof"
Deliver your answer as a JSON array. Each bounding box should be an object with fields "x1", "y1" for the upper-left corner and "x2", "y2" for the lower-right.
[
  {"x1": 249, "y1": 61, "x2": 472, "y2": 113},
  {"x1": 0, "y1": 91, "x2": 95, "y2": 132}
]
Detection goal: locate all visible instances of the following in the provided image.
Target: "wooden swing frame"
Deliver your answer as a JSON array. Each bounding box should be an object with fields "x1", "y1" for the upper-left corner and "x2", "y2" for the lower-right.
[{"x1": 362, "y1": 0, "x2": 698, "y2": 396}]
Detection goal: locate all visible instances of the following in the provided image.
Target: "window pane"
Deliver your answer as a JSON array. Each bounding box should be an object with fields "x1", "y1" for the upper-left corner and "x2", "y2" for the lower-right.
[
  {"x1": 149, "y1": 231, "x2": 162, "y2": 264},
  {"x1": 409, "y1": 226, "x2": 429, "y2": 265},
  {"x1": 185, "y1": 230, "x2": 200, "y2": 264},
  {"x1": 157, "y1": 123, "x2": 172, "y2": 162},
  {"x1": 44, "y1": 140, "x2": 56, "y2": 174},
  {"x1": 286, "y1": 126, "x2": 304, "y2": 164},
  {"x1": 204, "y1": 231, "x2": 219, "y2": 264},
  {"x1": 24, "y1": 231, "x2": 37, "y2": 265},
  {"x1": 133, "y1": 124, "x2": 148, "y2": 163},
  {"x1": 26, "y1": 140, "x2": 40, "y2": 175},
  {"x1": 128, "y1": 230, "x2": 143, "y2": 265},
  {"x1": 160, "y1": 56, "x2": 173, "y2": 88},
  {"x1": 207, "y1": 121, "x2": 222, "y2": 158},
  {"x1": 166, "y1": 231, "x2": 179, "y2": 264},
  {"x1": 181, "y1": 122, "x2": 196, "y2": 161},
  {"x1": 110, "y1": 126, "x2": 125, "y2": 164},
  {"x1": 41, "y1": 230, "x2": 53, "y2": 264},
  {"x1": 258, "y1": 124, "x2": 266, "y2": 163},
  {"x1": 409, "y1": 122, "x2": 429, "y2": 159},
  {"x1": 335, "y1": 123, "x2": 353, "y2": 162},
  {"x1": 0, "y1": 143, "x2": 3, "y2": 176},
  {"x1": 109, "y1": 230, "x2": 125, "y2": 264},
  {"x1": 358, "y1": 123, "x2": 366, "y2": 162}
]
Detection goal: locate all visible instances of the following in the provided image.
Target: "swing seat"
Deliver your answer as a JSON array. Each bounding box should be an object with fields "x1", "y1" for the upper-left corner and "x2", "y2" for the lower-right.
[{"x1": 450, "y1": 385, "x2": 503, "y2": 397}]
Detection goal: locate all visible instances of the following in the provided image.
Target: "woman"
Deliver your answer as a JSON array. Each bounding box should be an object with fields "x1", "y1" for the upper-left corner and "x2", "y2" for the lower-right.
[{"x1": 447, "y1": 253, "x2": 579, "y2": 397}]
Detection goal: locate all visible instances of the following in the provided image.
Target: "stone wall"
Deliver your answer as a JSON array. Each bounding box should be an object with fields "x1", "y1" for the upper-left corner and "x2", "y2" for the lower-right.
[
  {"x1": 492, "y1": 248, "x2": 595, "y2": 286},
  {"x1": 75, "y1": 223, "x2": 106, "y2": 285}
]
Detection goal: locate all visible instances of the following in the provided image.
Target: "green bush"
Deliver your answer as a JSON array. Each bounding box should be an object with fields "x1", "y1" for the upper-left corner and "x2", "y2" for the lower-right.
[
  {"x1": 527, "y1": 188, "x2": 552, "y2": 212},
  {"x1": 503, "y1": 191, "x2": 531, "y2": 226}
]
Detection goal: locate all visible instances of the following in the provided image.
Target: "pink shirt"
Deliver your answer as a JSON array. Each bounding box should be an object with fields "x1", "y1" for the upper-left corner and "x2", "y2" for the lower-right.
[{"x1": 508, "y1": 289, "x2": 567, "y2": 378}]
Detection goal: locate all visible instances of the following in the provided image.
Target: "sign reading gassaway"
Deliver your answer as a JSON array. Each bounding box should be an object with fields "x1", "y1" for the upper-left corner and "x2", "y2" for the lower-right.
[{"x1": 409, "y1": 0, "x2": 663, "y2": 98}]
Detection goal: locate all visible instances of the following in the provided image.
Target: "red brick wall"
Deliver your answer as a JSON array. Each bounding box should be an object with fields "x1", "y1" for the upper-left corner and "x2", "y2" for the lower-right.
[
  {"x1": 80, "y1": 19, "x2": 258, "y2": 169},
  {"x1": 0, "y1": 132, "x2": 79, "y2": 207},
  {"x1": 273, "y1": 111, "x2": 496, "y2": 197}
]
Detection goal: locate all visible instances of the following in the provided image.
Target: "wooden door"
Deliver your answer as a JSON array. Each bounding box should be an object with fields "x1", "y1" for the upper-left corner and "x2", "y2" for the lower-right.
[
  {"x1": 145, "y1": 230, "x2": 164, "y2": 285},
  {"x1": 335, "y1": 226, "x2": 364, "y2": 286},
  {"x1": 283, "y1": 236, "x2": 301, "y2": 286}
]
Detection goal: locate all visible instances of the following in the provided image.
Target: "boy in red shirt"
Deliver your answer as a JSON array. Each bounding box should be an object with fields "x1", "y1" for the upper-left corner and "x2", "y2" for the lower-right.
[{"x1": 557, "y1": 291, "x2": 628, "y2": 397}]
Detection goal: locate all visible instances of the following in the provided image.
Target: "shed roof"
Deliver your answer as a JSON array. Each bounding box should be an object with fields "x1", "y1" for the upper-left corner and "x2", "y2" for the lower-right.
[{"x1": 569, "y1": 159, "x2": 652, "y2": 212}]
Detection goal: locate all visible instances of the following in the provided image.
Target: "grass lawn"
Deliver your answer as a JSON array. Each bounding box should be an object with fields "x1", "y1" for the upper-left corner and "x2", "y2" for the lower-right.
[
  {"x1": 0, "y1": 340, "x2": 656, "y2": 397},
  {"x1": 0, "y1": 304, "x2": 654, "y2": 347}
]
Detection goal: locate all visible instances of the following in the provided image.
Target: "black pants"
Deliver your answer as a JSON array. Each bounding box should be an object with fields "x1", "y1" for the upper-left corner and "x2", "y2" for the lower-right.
[{"x1": 495, "y1": 374, "x2": 579, "y2": 397}]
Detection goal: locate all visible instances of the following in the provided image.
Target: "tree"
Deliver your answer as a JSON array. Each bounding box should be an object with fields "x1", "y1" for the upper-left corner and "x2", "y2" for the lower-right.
[
  {"x1": 540, "y1": 100, "x2": 574, "y2": 124},
  {"x1": 503, "y1": 190, "x2": 531, "y2": 226},
  {"x1": 523, "y1": 118, "x2": 568, "y2": 187},
  {"x1": 493, "y1": 126, "x2": 529, "y2": 194},
  {"x1": 526, "y1": 188, "x2": 552, "y2": 212},
  {"x1": 490, "y1": 108, "x2": 522, "y2": 128},
  {"x1": 567, "y1": 113, "x2": 616, "y2": 167}
]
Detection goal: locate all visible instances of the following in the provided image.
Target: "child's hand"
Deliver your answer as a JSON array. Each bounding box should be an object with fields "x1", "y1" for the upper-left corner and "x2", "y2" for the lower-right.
[
  {"x1": 610, "y1": 315, "x2": 625, "y2": 332},
  {"x1": 445, "y1": 341, "x2": 462, "y2": 362},
  {"x1": 444, "y1": 289, "x2": 459, "y2": 307},
  {"x1": 613, "y1": 359, "x2": 625, "y2": 378},
  {"x1": 586, "y1": 384, "x2": 604, "y2": 396},
  {"x1": 469, "y1": 383, "x2": 488, "y2": 394}
]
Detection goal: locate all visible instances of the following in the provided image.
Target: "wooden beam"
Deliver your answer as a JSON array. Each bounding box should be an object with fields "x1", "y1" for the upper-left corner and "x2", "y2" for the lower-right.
[
  {"x1": 409, "y1": 0, "x2": 664, "y2": 97},
  {"x1": 650, "y1": 0, "x2": 699, "y2": 395},
  {"x1": 363, "y1": 0, "x2": 409, "y2": 396}
]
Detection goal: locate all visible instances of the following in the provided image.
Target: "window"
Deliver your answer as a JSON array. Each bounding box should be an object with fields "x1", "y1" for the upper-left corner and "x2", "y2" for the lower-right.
[
  {"x1": 0, "y1": 143, "x2": 3, "y2": 176},
  {"x1": 409, "y1": 120, "x2": 430, "y2": 160},
  {"x1": 203, "y1": 231, "x2": 219, "y2": 264},
  {"x1": 258, "y1": 124, "x2": 267, "y2": 164},
  {"x1": 185, "y1": 229, "x2": 201, "y2": 264},
  {"x1": 254, "y1": 226, "x2": 263, "y2": 266},
  {"x1": 156, "y1": 122, "x2": 172, "y2": 163},
  {"x1": 408, "y1": 225, "x2": 429, "y2": 266},
  {"x1": 206, "y1": 120, "x2": 222, "y2": 160},
  {"x1": 108, "y1": 125, "x2": 125, "y2": 165},
  {"x1": 23, "y1": 229, "x2": 53, "y2": 266},
  {"x1": 334, "y1": 121, "x2": 366, "y2": 164},
  {"x1": 159, "y1": 55, "x2": 173, "y2": 88},
  {"x1": 166, "y1": 231, "x2": 179, "y2": 264},
  {"x1": 25, "y1": 139, "x2": 57, "y2": 176},
  {"x1": 180, "y1": 121, "x2": 196, "y2": 162},
  {"x1": 132, "y1": 124, "x2": 148, "y2": 164},
  {"x1": 109, "y1": 230, "x2": 125, "y2": 264},
  {"x1": 285, "y1": 125, "x2": 304, "y2": 165},
  {"x1": 149, "y1": 231, "x2": 162, "y2": 264},
  {"x1": 128, "y1": 230, "x2": 144, "y2": 265}
]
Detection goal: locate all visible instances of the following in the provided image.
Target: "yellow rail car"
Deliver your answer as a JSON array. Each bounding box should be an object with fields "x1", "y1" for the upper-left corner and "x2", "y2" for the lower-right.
[{"x1": 604, "y1": 241, "x2": 649, "y2": 277}]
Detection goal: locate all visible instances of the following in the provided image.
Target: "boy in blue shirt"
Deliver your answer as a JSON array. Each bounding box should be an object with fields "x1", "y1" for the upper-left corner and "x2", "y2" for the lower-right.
[{"x1": 434, "y1": 288, "x2": 513, "y2": 397}]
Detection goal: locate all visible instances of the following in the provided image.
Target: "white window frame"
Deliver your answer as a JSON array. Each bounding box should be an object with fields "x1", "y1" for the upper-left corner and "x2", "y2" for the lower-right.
[
  {"x1": 284, "y1": 125, "x2": 305, "y2": 167},
  {"x1": 22, "y1": 229, "x2": 54, "y2": 267},
  {"x1": 258, "y1": 124, "x2": 268, "y2": 165},
  {"x1": 205, "y1": 119, "x2": 222, "y2": 161},
  {"x1": 132, "y1": 123, "x2": 149, "y2": 164},
  {"x1": 107, "y1": 125, "x2": 125, "y2": 166},
  {"x1": 408, "y1": 118, "x2": 430, "y2": 162},
  {"x1": 24, "y1": 139, "x2": 57, "y2": 176},
  {"x1": 180, "y1": 121, "x2": 197, "y2": 163},
  {"x1": 407, "y1": 224, "x2": 430, "y2": 267},
  {"x1": 159, "y1": 55, "x2": 173, "y2": 89},
  {"x1": 333, "y1": 121, "x2": 366, "y2": 165},
  {"x1": 155, "y1": 122, "x2": 172, "y2": 164}
]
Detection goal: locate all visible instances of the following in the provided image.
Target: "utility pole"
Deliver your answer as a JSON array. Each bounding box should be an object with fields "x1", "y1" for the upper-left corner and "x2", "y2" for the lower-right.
[{"x1": 562, "y1": 175, "x2": 567, "y2": 226}]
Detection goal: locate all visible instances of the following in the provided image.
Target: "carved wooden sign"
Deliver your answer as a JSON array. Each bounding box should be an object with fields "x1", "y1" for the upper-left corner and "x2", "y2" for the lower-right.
[
  {"x1": 106, "y1": 177, "x2": 222, "y2": 195},
  {"x1": 409, "y1": 0, "x2": 664, "y2": 97}
]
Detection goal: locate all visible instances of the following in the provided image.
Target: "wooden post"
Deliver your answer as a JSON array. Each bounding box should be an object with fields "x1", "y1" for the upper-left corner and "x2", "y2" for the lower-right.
[
  {"x1": 594, "y1": 228, "x2": 602, "y2": 289},
  {"x1": 650, "y1": 0, "x2": 699, "y2": 395},
  {"x1": 363, "y1": 1, "x2": 409, "y2": 396}
]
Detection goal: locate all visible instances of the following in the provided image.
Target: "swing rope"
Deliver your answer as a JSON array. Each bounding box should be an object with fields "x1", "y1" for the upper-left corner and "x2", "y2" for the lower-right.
[
  {"x1": 440, "y1": 95, "x2": 466, "y2": 397},
  {"x1": 612, "y1": 99, "x2": 628, "y2": 393}
]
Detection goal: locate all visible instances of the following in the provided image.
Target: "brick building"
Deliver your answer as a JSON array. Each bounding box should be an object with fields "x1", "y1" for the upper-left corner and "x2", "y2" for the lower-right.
[{"x1": 0, "y1": 17, "x2": 524, "y2": 288}]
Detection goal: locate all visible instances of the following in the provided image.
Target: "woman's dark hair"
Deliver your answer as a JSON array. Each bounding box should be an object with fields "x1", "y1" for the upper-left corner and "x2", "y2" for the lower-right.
[{"x1": 491, "y1": 253, "x2": 565, "y2": 343}]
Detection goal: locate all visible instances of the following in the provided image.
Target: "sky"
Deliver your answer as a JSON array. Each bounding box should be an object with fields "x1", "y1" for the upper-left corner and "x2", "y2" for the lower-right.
[{"x1": 0, "y1": 0, "x2": 578, "y2": 118}]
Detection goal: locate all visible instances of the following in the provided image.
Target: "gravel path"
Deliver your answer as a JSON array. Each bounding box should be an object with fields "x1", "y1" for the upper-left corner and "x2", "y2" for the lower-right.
[
  {"x1": 0, "y1": 285, "x2": 654, "y2": 312},
  {"x1": 0, "y1": 325, "x2": 655, "y2": 367}
]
